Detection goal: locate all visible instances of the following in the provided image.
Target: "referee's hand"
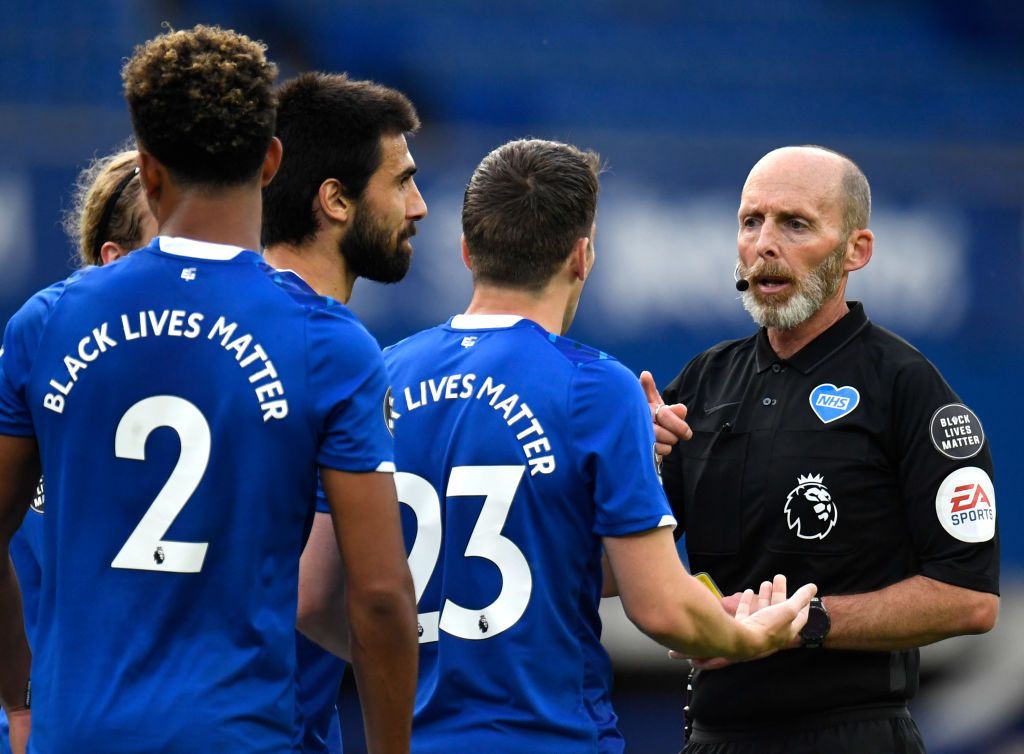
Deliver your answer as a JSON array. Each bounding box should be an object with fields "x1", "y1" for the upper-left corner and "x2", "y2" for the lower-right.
[{"x1": 641, "y1": 371, "x2": 692, "y2": 456}]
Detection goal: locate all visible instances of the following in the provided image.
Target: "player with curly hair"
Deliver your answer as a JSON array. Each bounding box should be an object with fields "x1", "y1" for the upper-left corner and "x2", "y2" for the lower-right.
[
  {"x1": 0, "y1": 25, "x2": 415, "y2": 754},
  {"x1": 0, "y1": 144, "x2": 156, "y2": 754}
]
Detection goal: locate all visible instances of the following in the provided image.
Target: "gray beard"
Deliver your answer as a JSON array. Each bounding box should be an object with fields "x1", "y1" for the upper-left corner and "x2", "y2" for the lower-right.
[{"x1": 740, "y1": 244, "x2": 846, "y2": 330}]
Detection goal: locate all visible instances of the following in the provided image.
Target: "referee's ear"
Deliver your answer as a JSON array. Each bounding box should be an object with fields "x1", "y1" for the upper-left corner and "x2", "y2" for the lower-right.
[{"x1": 844, "y1": 228, "x2": 873, "y2": 273}]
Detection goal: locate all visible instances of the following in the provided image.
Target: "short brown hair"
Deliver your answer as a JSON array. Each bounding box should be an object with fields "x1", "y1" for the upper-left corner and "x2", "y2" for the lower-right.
[
  {"x1": 462, "y1": 139, "x2": 601, "y2": 291},
  {"x1": 122, "y1": 25, "x2": 277, "y2": 187},
  {"x1": 63, "y1": 148, "x2": 149, "y2": 267}
]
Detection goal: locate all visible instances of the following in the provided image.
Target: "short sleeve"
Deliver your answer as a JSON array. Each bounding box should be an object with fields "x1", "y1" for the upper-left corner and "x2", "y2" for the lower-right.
[
  {"x1": 891, "y1": 359, "x2": 999, "y2": 595},
  {"x1": 306, "y1": 308, "x2": 394, "y2": 474},
  {"x1": 570, "y1": 359, "x2": 675, "y2": 537},
  {"x1": 0, "y1": 293, "x2": 53, "y2": 437}
]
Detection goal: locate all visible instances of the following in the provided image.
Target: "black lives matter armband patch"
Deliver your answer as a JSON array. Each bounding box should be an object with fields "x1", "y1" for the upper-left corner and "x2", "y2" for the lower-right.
[
  {"x1": 30, "y1": 477, "x2": 44, "y2": 514},
  {"x1": 929, "y1": 403, "x2": 985, "y2": 460}
]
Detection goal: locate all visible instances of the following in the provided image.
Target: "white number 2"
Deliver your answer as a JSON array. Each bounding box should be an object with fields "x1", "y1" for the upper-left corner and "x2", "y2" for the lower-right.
[
  {"x1": 110, "y1": 396, "x2": 211, "y2": 573},
  {"x1": 396, "y1": 465, "x2": 531, "y2": 643}
]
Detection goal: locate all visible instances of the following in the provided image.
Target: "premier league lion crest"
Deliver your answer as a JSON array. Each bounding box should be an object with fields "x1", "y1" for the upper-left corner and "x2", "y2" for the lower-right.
[{"x1": 784, "y1": 473, "x2": 837, "y2": 540}]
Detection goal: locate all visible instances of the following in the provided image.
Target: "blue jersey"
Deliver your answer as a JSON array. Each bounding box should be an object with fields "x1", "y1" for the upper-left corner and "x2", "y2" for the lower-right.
[
  {"x1": 294, "y1": 630, "x2": 345, "y2": 753},
  {"x1": 383, "y1": 314, "x2": 674, "y2": 754},
  {"x1": 0, "y1": 236, "x2": 393, "y2": 753}
]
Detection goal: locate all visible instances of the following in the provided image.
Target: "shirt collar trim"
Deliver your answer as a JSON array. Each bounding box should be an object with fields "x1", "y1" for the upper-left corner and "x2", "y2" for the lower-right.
[
  {"x1": 156, "y1": 236, "x2": 247, "y2": 261},
  {"x1": 755, "y1": 302, "x2": 869, "y2": 374},
  {"x1": 449, "y1": 314, "x2": 524, "y2": 330}
]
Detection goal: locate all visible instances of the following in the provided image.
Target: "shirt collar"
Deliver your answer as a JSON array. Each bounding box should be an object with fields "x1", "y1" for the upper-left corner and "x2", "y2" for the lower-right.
[
  {"x1": 449, "y1": 314, "x2": 524, "y2": 330},
  {"x1": 156, "y1": 235, "x2": 248, "y2": 261},
  {"x1": 755, "y1": 302, "x2": 869, "y2": 374}
]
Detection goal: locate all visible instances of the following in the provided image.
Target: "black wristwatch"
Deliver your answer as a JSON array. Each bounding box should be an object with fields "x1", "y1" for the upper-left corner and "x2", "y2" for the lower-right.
[{"x1": 799, "y1": 597, "x2": 831, "y2": 648}]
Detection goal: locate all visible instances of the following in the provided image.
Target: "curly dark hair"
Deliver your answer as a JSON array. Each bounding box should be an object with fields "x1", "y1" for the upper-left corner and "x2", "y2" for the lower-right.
[
  {"x1": 122, "y1": 24, "x2": 277, "y2": 187},
  {"x1": 262, "y1": 72, "x2": 419, "y2": 247},
  {"x1": 462, "y1": 139, "x2": 602, "y2": 291}
]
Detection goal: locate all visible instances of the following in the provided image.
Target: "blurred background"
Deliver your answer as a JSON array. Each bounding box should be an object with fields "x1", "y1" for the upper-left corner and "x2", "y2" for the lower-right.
[{"x1": 1, "y1": 1, "x2": 1021, "y2": 751}]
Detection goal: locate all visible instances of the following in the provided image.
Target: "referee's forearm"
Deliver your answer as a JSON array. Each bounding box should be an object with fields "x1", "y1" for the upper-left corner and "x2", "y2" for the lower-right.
[{"x1": 822, "y1": 575, "x2": 998, "y2": 650}]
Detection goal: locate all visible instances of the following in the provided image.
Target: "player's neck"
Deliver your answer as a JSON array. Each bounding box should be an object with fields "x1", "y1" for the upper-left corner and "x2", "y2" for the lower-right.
[
  {"x1": 464, "y1": 282, "x2": 571, "y2": 335},
  {"x1": 767, "y1": 293, "x2": 850, "y2": 360},
  {"x1": 157, "y1": 186, "x2": 264, "y2": 253},
  {"x1": 263, "y1": 238, "x2": 355, "y2": 303}
]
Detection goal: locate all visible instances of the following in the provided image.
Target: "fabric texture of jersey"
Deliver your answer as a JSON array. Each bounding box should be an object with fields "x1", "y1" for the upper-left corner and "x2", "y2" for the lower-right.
[
  {"x1": 0, "y1": 237, "x2": 393, "y2": 753},
  {"x1": 384, "y1": 314, "x2": 673, "y2": 754},
  {"x1": 661, "y1": 302, "x2": 999, "y2": 733},
  {"x1": 294, "y1": 629, "x2": 345, "y2": 753}
]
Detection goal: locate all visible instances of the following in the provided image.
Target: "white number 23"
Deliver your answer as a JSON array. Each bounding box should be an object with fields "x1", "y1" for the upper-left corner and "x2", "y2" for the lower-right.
[{"x1": 396, "y1": 466, "x2": 532, "y2": 643}]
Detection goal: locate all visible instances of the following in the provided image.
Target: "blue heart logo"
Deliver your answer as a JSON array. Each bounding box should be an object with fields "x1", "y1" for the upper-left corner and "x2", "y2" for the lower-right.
[{"x1": 809, "y1": 384, "x2": 860, "y2": 424}]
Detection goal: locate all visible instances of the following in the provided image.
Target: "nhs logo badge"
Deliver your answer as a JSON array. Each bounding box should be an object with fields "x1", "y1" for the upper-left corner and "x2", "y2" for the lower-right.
[{"x1": 809, "y1": 384, "x2": 860, "y2": 424}]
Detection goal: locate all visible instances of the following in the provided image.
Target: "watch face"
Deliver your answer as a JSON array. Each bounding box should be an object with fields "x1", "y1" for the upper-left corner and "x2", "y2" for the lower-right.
[{"x1": 801, "y1": 599, "x2": 830, "y2": 642}]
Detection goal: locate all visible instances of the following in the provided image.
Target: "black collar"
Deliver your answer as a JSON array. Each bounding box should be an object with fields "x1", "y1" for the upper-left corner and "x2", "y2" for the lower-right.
[{"x1": 754, "y1": 302, "x2": 870, "y2": 375}]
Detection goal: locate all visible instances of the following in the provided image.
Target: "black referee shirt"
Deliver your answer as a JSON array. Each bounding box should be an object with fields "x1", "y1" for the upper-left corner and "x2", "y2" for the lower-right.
[{"x1": 661, "y1": 302, "x2": 999, "y2": 729}]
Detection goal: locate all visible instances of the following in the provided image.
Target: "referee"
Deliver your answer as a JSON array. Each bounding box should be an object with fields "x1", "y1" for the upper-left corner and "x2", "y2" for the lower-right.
[{"x1": 653, "y1": 145, "x2": 999, "y2": 754}]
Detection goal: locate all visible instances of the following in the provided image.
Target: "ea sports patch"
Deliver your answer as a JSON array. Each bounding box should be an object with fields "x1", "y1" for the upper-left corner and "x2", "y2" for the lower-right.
[
  {"x1": 935, "y1": 466, "x2": 995, "y2": 543},
  {"x1": 929, "y1": 403, "x2": 984, "y2": 460},
  {"x1": 808, "y1": 384, "x2": 860, "y2": 424}
]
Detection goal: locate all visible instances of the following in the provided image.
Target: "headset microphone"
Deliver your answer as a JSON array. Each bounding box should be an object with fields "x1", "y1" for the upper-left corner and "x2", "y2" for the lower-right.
[{"x1": 733, "y1": 261, "x2": 750, "y2": 292}]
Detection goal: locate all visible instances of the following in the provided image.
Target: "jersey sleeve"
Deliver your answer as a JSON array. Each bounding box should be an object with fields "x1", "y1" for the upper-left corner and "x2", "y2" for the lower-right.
[
  {"x1": 0, "y1": 291, "x2": 54, "y2": 437},
  {"x1": 890, "y1": 359, "x2": 999, "y2": 595},
  {"x1": 306, "y1": 308, "x2": 394, "y2": 474},
  {"x1": 570, "y1": 359, "x2": 675, "y2": 537}
]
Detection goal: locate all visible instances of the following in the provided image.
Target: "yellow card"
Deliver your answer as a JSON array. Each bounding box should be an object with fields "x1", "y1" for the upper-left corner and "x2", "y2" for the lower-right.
[{"x1": 694, "y1": 571, "x2": 723, "y2": 598}]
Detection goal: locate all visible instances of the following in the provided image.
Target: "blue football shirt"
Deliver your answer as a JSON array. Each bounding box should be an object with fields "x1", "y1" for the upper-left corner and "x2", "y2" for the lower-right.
[
  {"x1": 383, "y1": 314, "x2": 674, "y2": 754},
  {"x1": 294, "y1": 630, "x2": 345, "y2": 753},
  {"x1": 0, "y1": 236, "x2": 393, "y2": 753}
]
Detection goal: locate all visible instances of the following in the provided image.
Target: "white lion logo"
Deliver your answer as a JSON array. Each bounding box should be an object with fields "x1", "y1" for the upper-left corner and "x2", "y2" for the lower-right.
[{"x1": 784, "y1": 474, "x2": 838, "y2": 540}]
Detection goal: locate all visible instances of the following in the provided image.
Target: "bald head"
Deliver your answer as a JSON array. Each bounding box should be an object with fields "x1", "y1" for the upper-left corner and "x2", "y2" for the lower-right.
[{"x1": 745, "y1": 146, "x2": 870, "y2": 237}]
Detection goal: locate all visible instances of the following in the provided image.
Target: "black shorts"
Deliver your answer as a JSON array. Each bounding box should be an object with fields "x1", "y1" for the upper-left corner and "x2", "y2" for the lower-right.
[{"x1": 682, "y1": 710, "x2": 925, "y2": 754}]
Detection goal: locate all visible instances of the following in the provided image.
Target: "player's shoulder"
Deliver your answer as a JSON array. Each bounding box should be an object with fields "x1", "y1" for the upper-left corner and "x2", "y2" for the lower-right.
[
  {"x1": 5, "y1": 267, "x2": 96, "y2": 336},
  {"x1": 547, "y1": 333, "x2": 644, "y2": 396},
  {"x1": 249, "y1": 261, "x2": 376, "y2": 340},
  {"x1": 384, "y1": 321, "x2": 448, "y2": 359},
  {"x1": 304, "y1": 298, "x2": 381, "y2": 358},
  {"x1": 543, "y1": 329, "x2": 615, "y2": 367}
]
